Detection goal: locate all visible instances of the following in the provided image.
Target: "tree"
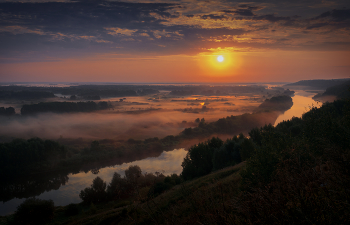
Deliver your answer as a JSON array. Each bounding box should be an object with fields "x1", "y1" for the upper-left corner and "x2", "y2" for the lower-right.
[
  {"x1": 125, "y1": 165, "x2": 142, "y2": 184},
  {"x1": 106, "y1": 172, "x2": 131, "y2": 199},
  {"x1": 181, "y1": 137, "x2": 223, "y2": 180},
  {"x1": 79, "y1": 177, "x2": 107, "y2": 203}
]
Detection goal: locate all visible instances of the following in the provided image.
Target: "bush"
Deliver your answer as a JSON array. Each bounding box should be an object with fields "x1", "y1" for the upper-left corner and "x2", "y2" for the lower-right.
[
  {"x1": 148, "y1": 182, "x2": 172, "y2": 197},
  {"x1": 148, "y1": 174, "x2": 182, "y2": 197},
  {"x1": 79, "y1": 177, "x2": 107, "y2": 203},
  {"x1": 64, "y1": 203, "x2": 79, "y2": 216},
  {"x1": 12, "y1": 198, "x2": 55, "y2": 225}
]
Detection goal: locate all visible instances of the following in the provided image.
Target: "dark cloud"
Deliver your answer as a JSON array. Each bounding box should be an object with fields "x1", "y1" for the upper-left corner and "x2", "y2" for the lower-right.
[
  {"x1": 0, "y1": 1, "x2": 183, "y2": 60},
  {"x1": 254, "y1": 14, "x2": 292, "y2": 22},
  {"x1": 223, "y1": 9, "x2": 255, "y2": 17},
  {"x1": 222, "y1": 4, "x2": 263, "y2": 17},
  {"x1": 315, "y1": 9, "x2": 350, "y2": 21},
  {"x1": 200, "y1": 14, "x2": 227, "y2": 20},
  {"x1": 238, "y1": 4, "x2": 262, "y2": 11},
  {"x1": 0, "y1": 1, "x2": 179, "y2": 33},
  {"x1": 308, "y1": 9, "x2": 350, "y2": 29}
]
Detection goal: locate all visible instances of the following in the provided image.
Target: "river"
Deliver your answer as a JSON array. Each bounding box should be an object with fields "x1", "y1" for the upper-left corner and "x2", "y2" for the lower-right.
[
  {"x1": 274, "y1": 90, "x2": 321, "y2": 126},
  {"x1": 0, "y1": 149, "x2": 187, "y2": 215},
  {"x1": 0, "y1": 90, "x2": 323, "y2": 216}
]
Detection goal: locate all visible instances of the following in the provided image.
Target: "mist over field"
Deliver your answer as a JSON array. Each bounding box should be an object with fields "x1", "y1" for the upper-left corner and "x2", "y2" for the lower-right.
[{"x1": 0, "y1": 85, "x2": 273, "y2": 141}]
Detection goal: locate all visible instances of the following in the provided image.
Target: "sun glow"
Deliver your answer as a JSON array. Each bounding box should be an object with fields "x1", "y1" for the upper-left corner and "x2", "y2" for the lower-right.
[
  {"x1": 196, "y1": 50, "x2": 243, "y2": 79},
  {"x1": 217, "y1": 55, "x2": 224, "y2": 62}
]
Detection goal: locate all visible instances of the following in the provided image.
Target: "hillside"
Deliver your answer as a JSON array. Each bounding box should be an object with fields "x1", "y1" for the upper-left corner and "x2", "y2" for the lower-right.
[
  {"x1": 313, "y1": 80, "x2": 350, "y2": 100},
  {"x1": 284, "y1": 78, "x2": 350, "y2": 90}
]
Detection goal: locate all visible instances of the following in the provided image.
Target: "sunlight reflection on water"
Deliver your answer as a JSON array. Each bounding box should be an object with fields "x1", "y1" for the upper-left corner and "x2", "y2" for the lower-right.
[{"x1": 274, "y1": 91, "x2": 321, "y2": 126}]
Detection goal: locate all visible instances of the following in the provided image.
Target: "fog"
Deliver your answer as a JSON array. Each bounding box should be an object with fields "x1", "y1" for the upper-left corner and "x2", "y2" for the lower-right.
[{"x1": 0, "y1": 95, "x2": 263, "y2": 141}]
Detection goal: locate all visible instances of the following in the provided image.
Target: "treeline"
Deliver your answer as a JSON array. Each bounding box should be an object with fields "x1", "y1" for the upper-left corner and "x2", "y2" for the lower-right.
[
  {"x1": 284, "y1": 78, "x2": 350, "y2": 90},
  {"x1": 79, "y1": 165, "x2": 182, "y2": 205},
  {"x1": 180, "y1": 95, "x2": 292, "y2": 138},
  {"x1": 0, "y1": 84, "x2": 290, "y2": 99},
  {"x1": 0, "y1": 171, "x2": 69, "y2": 202},
  {"x1": 180, "y1": 111, "x2": 279, "y2": 138},
  {"x1": 0, "y1": 134, "x2": 179, "y2": 186},
  {"x1": 258, "y1": 95, "x2": 293, "y2": 111},
  {"x1": 20, "y1": 101, "x2": 110, "y2": 115},
  {"x1": 0, "y1": 138, "x2": 67, "y2": 180},
  {"x1": 0, "y1": 90, "x2": 55, "y2": 99},
  {"x1": 169, "y1": 85, "x2": 268, "y2": 96},
  {"x1": 7, "y1": 165, "x2": 182, "y2": 225},
  {"x1": 181, "y1": 135, "x2": 254, "y2": 180},
  {"x1": 313, "y1": 79, "x2": 350, "y2": 99},
  {"x1": 0, "y1": 107, "x2": 15, "y2": 116}
]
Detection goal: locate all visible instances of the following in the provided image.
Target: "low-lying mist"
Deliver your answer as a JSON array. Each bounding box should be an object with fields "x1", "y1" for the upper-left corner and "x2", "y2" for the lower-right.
[{"x1": 0, "y1": 96, "x2": 262, "y2": 141}]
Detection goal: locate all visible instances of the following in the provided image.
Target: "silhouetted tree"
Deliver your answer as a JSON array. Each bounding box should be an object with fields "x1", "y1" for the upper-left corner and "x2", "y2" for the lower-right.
[
  {"x1": 125, "y1": 165, "x2": 142, "y2": 184},
  {"x1": 181, "y1": 137, "x2": 223, "y2": 180},
  {"x1": 79, "y1": 177, "x2": 107, "y2": 203}
]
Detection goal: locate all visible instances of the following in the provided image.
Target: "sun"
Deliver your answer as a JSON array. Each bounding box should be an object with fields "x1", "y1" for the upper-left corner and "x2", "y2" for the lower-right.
[{"x1": 217, "y1": 55, "x2": 224, "y2": 62}]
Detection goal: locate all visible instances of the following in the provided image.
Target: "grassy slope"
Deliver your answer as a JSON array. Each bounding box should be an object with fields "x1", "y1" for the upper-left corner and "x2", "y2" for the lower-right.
[{"x1": 46, "y1": 162, "x2": 246, "y2": 225}]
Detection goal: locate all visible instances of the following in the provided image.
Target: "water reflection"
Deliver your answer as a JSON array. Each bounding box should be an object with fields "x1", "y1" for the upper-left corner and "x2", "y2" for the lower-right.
[
  {"x1": 274, "y1": 91, "x2": 321, "y2": 126},
  {"x1": 0, "y1": 148, "x2": 187, "y2": 216}
]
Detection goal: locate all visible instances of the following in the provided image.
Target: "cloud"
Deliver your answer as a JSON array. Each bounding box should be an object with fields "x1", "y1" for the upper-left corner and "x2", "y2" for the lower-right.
[
  {"x1": 200, "y1": 14, "x2": 227, "y2": 20},
  {"x1": 253, "y1": 14, "x2": 292, "y2": 22},
  {"x1": 315, "y1": 9, "x2": 350, "y2": 21},
  {"x1": 307, "y1": 9, "x2": 350, "y2": 29},
  {"x1": 1, "y1": 0, "x2": 350, "y2": 62},
  {"x1": 222, "y1": 4, "x2": 263, "y2": 17},
  {"x1": 105, "y1": 27, "x2": 138, "y2": 36}
]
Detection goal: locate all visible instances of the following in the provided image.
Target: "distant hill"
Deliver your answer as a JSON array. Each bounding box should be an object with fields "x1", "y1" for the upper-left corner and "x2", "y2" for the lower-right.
[
  {"x1": 313, "y1": 80, "x2": 350, "y2": 100},
  {"x1": 258, "y1": 95, "x2": 293, "y2": 111},
  {"x1": 284, "y1": 78, "x2": 350, "y2": 90}
]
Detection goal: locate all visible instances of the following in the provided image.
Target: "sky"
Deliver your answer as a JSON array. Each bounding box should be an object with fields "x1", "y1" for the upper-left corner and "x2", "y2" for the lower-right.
[{"x1": 0, "y1": 0, "x2": 350, "y2": 83}]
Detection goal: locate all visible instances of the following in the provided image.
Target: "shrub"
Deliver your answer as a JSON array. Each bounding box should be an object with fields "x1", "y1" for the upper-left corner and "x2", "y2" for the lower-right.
[
  {"x1": 64, "y1": 203, "x2": 79, "y2": 216},
  {"x1": 12, "y1": 198, "x2": 55, "y2": 225},
  {"x1": 148, "y1": 182, "x2": 172, "y2": 197}
]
